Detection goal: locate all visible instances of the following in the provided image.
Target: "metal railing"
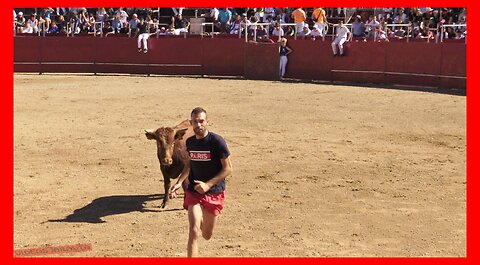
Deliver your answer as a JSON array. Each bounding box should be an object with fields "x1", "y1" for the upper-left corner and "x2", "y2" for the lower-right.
[
  {"x1": 201, "y1": 22, "x2": 215, "y2": 37},
  {"x1": 15, "y1": 15, "x2": 466, "y2": 45},
  {"x1": 438, "y1": 23, "x2": 467, "y2": 43},
  {"x1": 379, "y1": 23, "x2": 411, "y2": 42}
]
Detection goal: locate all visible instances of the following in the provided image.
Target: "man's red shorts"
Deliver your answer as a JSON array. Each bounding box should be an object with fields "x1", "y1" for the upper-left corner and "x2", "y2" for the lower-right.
[{"x1": 183, "y1": 190, "x2": 225, "y2": 216}]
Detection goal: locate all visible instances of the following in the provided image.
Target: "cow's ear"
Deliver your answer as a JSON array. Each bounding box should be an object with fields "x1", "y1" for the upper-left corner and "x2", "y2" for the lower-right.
[
  {"x1": 174, "y1": 128, "x2": 188, "y2": 140},
  {"x1": 144, "y1": 129, "x2": 157, "y2": 140}
]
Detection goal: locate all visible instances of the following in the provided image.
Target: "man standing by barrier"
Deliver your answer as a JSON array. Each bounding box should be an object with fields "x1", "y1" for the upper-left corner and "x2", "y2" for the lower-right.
[{"x1": 332, "y1": 20, "x2": 351, "y2": 56}]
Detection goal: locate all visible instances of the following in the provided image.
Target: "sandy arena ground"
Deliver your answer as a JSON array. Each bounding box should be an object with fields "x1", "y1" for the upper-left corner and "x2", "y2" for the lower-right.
[{"x1": 14, "y1": 74, "x2": 466, "y2": 257}]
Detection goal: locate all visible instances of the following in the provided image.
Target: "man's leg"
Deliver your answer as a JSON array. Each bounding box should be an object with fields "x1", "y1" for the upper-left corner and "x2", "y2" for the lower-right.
[
  {"x1": 332, "y1": 40, "x2": 338, "y2": 55},
  {"x1": 338, "y1": 38, "x2": 346, "y2": 55},
  {"x1": 142, "y1": 34, "x2": 149, "y2": 52},
  {"x1": 187, "y1": 204, "x2": 203, "y2": 257},
  {"x1": 137, "y1": 35, "x2": 142, "y2": 50},
  {"x1": 200, "y1": 206, "x2": 218, "y2": 240}
]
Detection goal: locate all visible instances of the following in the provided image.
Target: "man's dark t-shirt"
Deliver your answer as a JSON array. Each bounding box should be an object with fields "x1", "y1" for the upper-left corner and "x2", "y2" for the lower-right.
[
  {"x1": 186, "y1": 132, "x2": 230, "y2": 194},
  {"x1": 137, "y1": 22, "x2": 147, "y2": 34},
  {"x1": 174, "y1": 17, "x2": 189, "y2": 29}
]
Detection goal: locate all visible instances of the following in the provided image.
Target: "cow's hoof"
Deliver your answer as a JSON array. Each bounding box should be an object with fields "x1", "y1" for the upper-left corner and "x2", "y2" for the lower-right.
[{"x1": 160, "y1": 202, "x2": 167, "y2": 209}]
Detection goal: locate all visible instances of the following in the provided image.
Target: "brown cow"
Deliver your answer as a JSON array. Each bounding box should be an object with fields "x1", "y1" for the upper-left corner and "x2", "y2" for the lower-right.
[{"x1": 145, "y1": 119, "x2": 194, "y2": 208}]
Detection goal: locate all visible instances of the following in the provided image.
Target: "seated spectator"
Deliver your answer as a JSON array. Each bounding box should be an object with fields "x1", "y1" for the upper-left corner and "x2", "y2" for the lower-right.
[
  {"x1": 216, "y1": 8, "x2": 232, "y2": 33},
  {"x1": 146, "y1": 15, "x2": 156, "y2": 33},
  {"x1": 263, "y1": 7, "x2": 276, "y2": 22},
  {"x1": 171, "y1": 14, "x2": 189, "y2": 35},
  {"x1": 129, "y1": 13, "x2": 140, "y2": 34},
  {"x1": 112, "y1": 16, "x2": 123, "y2": 33},
  {"x1": 374, "y1": 26, "x2": 389, "y2": 42},
  {"x1": 393, "y1": 8, "x2": 408, "y2": 24},
  {"x1": 96, "y1": 7, "x2": 107, "y2": 22},
  {"x1": 16, "y1": 12, "x2": 26, "y2": 33},
  {"x1": 291, "y1": 7, "x2": 306, "y2": 34},
  {"x1": 166, "y1": 26, "x2": 176, "y2": 35},
  {"x1": 378, "y1": 7, "x2": 393, "y2": 22},
  {"x1": 57, "y1": 15, "x2": 67, "y2": 34},
  {"x1": 47, "y1": 21, "x2": 59, "y2": 34},
  {"x1": 102, "y1": 13, "x2": 110, "y2": 24},
  {"x1": 410, "y1": 21, "x2": 421, "y2": 38},
  {"x1": 158, "y1": 26, "x2": 167, "y2": 36},
  {"x1": 265, "y1": 15, "x2": 275, "y2": 34},
  {"x1": 352, "y1": 15, "x2": 366, "y2": 38},
  {"x1": 229, "y1": 14, "x2": 242, "y2": 34},
  {"x1": 22, "y1": 23, "x2": 34, "y2": 34},
  {"x1": 41, "y1": 7, "x2": 55, "y2": 31},
  {"x1": 67, "y1": 15, "x2": 80, "y2": 34},
  {"x1": 366, "y1": 15, "x2": 380, "y2": 38},
  {"x1": 455, "y1": 29, "x2": 465, "y2": 39},
  {"x1": 417, "y1": 26, "x2": 434, "y2": 39},
  {"x1": 272, "y1": 14, "x2": 285, "y2": 29},
  {"x1": 310, "y1": 24, "x2": 322, "y2": 39},
  {"x1": 298, "y1": 24, "x2": 311, "y2": 38},
  {"x1": 272, "y1": 24, "x2": 284, "y2": 37},
  {"x1": 444, "y1": 27, "x2": 456, "y2": 39},
  {"x1": 285, "y1": 25, "x2": 295, "y2": 36},
  {"x1": 456, "y1": 8, "x2": 466, "y2": 21},
  {"x1": 411, "y1": 9, "x2": 424, "y2": 24},
  {"x1": 254, "y1": 25, "x2": 268, "y2": 40},
  {"x1": 115, "y1": 7, "x2": 129, "y2": 24},
  {"x1": 27, "y1": 14, "x2": 40, "y2": 34},
  {"x1": 312, "y1": 7, "x2": 328, "y2": 37},
  {"x1": 240, "y1": 15, "x2": 252, "y2": 36},
  {"x1": 393, "y1": 26, "x2": 406, "y2": 39},
  {"x1": 275, "y1": 8, "x2": 287, "y2": 24},
  {"x1": 86, "y1": 13, "x2": 96, "y2": 33},
  {"x1": 99, "y1": 20, "x2": 114, "y2": 36}
]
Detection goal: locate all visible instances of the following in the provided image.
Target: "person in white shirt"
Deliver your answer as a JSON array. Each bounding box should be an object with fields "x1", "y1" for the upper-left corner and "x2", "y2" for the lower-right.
[
  {"x1": 298, "y1": 24, "x2": 311, "y2": 38},
  {"x1": 332, "y1": 20, "x2": 351, "y2": 56},
  {"x1": 310, "y1": 24, "x2": 322, "y2": 39},
  {"x1": 272, "y1": 24, "x2": 284, "y2": 38},
  {"x1": 366, "y1": 15, "x2": 380, "y2": 38},
  {"x1": 115, "y1": 7, "x2": 128, "y2": 24},
  {"x1": 240, "y1": 15, "x2": 251, "y2": 36}
]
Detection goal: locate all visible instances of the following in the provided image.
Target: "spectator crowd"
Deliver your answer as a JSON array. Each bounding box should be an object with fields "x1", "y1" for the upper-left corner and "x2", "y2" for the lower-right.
[{"x1": 13, "y1": 7, "x2": 467, "y2": 41}]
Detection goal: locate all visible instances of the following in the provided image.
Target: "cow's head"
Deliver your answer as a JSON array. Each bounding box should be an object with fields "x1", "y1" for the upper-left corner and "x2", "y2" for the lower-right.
[{"x1": 145, "y1": 127, "x2": 188, "y2": 166}]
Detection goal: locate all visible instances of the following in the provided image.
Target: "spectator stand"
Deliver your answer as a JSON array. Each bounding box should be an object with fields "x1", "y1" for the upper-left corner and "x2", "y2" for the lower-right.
[{"x1": 13, "y1": 7, "x2": 467, "y2": 45}]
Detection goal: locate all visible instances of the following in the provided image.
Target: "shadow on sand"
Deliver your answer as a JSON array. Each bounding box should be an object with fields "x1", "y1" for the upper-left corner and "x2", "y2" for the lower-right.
[{"x1": 47, "y1": 194, "x2": 182, "y2": 224}]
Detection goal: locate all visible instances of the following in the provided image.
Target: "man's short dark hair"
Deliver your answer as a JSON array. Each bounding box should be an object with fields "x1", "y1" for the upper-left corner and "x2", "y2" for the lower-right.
[{"x1": 191, "y1": 107, "x2": 207, "y2": 117}]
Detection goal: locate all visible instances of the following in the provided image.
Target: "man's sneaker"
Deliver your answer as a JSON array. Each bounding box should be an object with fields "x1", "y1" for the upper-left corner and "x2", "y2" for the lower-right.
[
  {"x1": 143, "y1": 49, "x2": 148, "y2": 53},
  {"x1": 138, "y1": 48, "x2": 142, "y2": 52}
]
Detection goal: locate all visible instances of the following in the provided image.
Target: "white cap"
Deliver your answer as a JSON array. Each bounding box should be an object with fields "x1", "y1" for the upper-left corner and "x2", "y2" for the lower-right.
[{"x1": 18, "y1": 11, "x2": 23, "y2": 16}]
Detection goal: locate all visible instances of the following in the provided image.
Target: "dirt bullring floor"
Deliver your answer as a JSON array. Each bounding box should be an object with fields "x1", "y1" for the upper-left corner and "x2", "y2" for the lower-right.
[{"x1": 14, "y1": 74, "x2": 466, "y2": 257}]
